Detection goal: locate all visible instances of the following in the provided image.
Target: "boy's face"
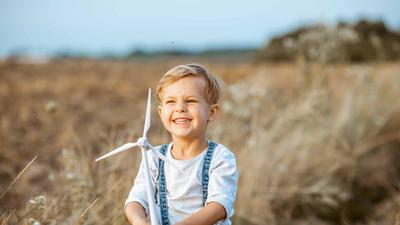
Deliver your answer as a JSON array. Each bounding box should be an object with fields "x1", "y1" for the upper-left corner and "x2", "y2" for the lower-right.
[{"x1": 158, "y1": 76, "x2": 219, "y2": 141}]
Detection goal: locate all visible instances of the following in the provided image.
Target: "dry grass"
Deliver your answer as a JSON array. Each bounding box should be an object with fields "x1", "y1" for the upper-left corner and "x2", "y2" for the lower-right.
[
  {"x1": 0, "y1": 155, "x2": 37, "y2": 200},
  {"x1": 0, "y1": 57, "x2": 399, "y2": 224}
]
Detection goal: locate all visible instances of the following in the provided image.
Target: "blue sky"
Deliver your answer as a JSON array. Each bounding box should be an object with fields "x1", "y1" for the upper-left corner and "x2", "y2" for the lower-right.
[{"x1": 1, "y1": 0, "x2": 399, "y2": 57}]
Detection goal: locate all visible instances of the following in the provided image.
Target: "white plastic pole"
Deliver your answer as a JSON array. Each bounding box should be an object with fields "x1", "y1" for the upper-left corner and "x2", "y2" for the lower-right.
[{"x1": 141, "y1": 146, "x2": 159, "y2": 225}]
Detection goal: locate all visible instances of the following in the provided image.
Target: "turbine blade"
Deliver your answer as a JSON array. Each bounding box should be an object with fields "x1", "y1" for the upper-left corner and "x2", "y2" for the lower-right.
[
  {"x1": 143, "y1": 88, "x2": 151, "y2": 138},
  {"x1": 148, "y1": 145, "x2": 181, "y2": 171},
  {"x1": 95, "y1": 143, "x2": 138, "y2": 161}
]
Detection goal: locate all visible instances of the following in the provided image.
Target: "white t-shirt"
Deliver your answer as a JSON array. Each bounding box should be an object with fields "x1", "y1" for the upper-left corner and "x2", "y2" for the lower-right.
[{"x1": 125, "y1": 142, "x2": 238, "y2": 225}]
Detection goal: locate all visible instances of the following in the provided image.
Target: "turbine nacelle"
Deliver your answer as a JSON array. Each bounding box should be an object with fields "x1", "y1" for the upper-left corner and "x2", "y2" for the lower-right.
[{"x1": 136, "y1": 137, "x2": 148, "y2": 148}]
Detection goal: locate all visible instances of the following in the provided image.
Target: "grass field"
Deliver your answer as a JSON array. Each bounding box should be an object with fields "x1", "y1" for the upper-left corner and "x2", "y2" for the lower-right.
[{"x1": 1, "y1": 57, "x2": 400, "y2": 224}]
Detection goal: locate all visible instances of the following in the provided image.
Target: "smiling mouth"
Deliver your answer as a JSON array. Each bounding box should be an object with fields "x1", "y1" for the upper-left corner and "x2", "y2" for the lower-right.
[{"x1": 173, "y1": 118, "x2": 192, "y2": 124}]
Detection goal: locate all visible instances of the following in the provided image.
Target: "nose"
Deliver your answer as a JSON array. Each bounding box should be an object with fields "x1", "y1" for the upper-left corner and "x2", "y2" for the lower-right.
[{"x1": 175, "y1": 102, "x2": 187, "y2": 112}]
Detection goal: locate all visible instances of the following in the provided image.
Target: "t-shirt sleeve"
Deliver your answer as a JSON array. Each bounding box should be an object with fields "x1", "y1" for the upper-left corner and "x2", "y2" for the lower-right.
[
  {"x1": 206, "y1": 146, "x2": 239, "y2": 223},
  {"x1": 125, "y1": 150, "x2": 159, "y2": 215}
]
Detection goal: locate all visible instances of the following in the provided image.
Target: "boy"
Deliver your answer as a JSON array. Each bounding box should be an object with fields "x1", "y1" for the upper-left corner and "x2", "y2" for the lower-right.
[{"x1": 125, "y1": 64, "x2": 238, "y2": 225}]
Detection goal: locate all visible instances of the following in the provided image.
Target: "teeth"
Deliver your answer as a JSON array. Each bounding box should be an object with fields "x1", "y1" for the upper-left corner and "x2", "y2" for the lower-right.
[{"x1": 174, "y1": 119, "x2": 190, "y2": 123}]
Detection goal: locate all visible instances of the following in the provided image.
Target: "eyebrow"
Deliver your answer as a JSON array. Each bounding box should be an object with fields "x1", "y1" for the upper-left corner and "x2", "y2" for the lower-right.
[
  {"x1": 186, "y1": 95, "x2": 200, "y2": 99},
  {"x1": 164, "y1": 96, "x2": 175, "y2": 100},
  {"x1": 163, "y1": 95, "x2": 200, "y2": 99}
]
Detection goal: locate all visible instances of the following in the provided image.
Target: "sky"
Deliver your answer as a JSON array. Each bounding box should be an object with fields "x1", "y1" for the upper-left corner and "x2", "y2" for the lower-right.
[{"x1": 1, "y1": 0, "x2": 399, "y2": 57}]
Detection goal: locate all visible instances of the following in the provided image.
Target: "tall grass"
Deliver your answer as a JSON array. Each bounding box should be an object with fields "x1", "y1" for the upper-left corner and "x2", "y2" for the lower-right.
[
  {"x1": 218, "y1": 62, "x2": 400, "y2": 224},
  {"x1": 0, "y1": 58, "x2": 399, "y2": 224}
]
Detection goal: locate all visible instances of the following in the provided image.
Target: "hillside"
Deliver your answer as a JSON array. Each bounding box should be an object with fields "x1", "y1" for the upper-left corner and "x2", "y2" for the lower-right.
[{"x1": 257, "y1": 20, "x2": 400, "y2": 63}]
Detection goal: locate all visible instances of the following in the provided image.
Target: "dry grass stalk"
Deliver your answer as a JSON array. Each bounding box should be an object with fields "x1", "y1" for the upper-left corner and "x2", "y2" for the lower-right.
[
  {"x1": 0, "y1": 155, "x2": 38, "y2": 200},
  {"x1": 80, "y1": 197, "x2": 100, "y2": 218},
  {"x1": 0, "y1": 209, "x2": 15, "y2": 225}
]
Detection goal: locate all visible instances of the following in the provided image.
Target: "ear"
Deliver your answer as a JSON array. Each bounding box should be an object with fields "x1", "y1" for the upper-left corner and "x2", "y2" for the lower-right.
[
  {"x1": 158, "y1": 105, "x2": 163, "y2": 118},
  {"x1": 208, "y1": 104, "x2": 220, "y2": 122}
]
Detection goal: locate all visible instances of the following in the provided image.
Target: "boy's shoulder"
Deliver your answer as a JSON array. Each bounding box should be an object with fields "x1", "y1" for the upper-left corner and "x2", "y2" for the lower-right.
[
  {"x1": 213, "y1": 142, "x2": 235, "y2": 156},
  {"x1": 211, "y1": 142, "x2": 237, "y2": 165}
]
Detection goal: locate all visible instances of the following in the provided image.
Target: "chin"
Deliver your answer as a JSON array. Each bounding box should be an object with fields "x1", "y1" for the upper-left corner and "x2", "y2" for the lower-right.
[
  {"x1": 172, "y1": 133, "x2": 192, "y2": 139},
  {"x1": 172, "y1": 131, "x2": 198, "y2": 139}
]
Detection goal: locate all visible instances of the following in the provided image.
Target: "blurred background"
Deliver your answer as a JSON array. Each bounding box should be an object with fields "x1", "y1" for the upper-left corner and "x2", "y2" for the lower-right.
[{"x1": 1, "y1": 0, "x2": 400, "y2": 224}]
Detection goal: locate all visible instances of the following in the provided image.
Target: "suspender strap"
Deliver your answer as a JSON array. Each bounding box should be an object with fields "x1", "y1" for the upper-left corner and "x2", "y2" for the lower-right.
[
  {"x1": 158, "y1": 141, "x2": 218, "y2": 225},
  {"x1": 158, "y1": 144, "x2": 169, "y2": 225},
  {"x1": 201, "y1": 141, "x2": 217, "y2": 206}
]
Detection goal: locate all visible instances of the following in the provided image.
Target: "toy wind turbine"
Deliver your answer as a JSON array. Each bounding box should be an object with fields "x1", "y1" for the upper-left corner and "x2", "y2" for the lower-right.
[{"x1": 96, "y1": 88, "x2": 174, "y2": 225}]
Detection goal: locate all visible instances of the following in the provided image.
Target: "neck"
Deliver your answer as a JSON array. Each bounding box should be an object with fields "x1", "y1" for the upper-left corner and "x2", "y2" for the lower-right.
[{"x1": 171, "y1": 136, "x2": 208, "y2": 160}]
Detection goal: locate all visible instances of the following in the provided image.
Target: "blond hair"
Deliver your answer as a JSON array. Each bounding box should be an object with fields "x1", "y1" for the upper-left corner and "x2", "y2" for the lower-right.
[{"x1": 156, "y1": 64, "x2": 222, "y2": 104}]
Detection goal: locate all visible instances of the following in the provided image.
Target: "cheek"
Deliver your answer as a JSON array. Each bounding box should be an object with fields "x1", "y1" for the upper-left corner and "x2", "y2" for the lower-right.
[
  {"x1": 160, "y1": 114, "x2": 170, "y2": 128},
  {"x1": 196, "y1": 109, "x2": 210, "y2": 121},
  {"x1": 161, "y1": 108, "x2": 173, "y2": 120}
]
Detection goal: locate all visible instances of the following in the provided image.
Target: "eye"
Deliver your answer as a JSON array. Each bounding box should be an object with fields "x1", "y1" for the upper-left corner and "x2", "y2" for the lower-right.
[
  {"x1": 165, "y1": 100, "x2": 175, "y2": 104},
  {"x1": 187, "y1": 99, "x2": 197, "y2": 103}
]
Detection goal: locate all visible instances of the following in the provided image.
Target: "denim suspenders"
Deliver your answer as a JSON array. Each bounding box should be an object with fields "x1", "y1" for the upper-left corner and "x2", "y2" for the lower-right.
[{"x1": 157, "y1": 141, "x2": 217, "y2": 225}]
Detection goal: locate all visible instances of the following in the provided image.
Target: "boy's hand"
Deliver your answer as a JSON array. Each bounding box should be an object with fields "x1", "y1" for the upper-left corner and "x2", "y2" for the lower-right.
[
  {"x1": 174, "y1": 201, "x2": 226, "y2": 225},
  {"x1": 125, "y1": 202, "x2": 150, "y2": 225},
  {"x1": 131, "y1": 217, "x2": 149, "y2": 225}
]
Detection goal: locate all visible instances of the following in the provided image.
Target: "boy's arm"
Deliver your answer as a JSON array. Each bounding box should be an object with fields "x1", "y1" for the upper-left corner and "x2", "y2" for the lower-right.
[
  {"x1": 186, "y1": 147, "x2": 238, "y2": 225},
  {"x1": 125, "y1": 202, "x2": 149, "y2": 225},
  {"x1": 125, "y1": 150, "x2": 158, "y2": 225},
  {"x1": 174, "y1": 201, "x2": 226, "y2": 225}
]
